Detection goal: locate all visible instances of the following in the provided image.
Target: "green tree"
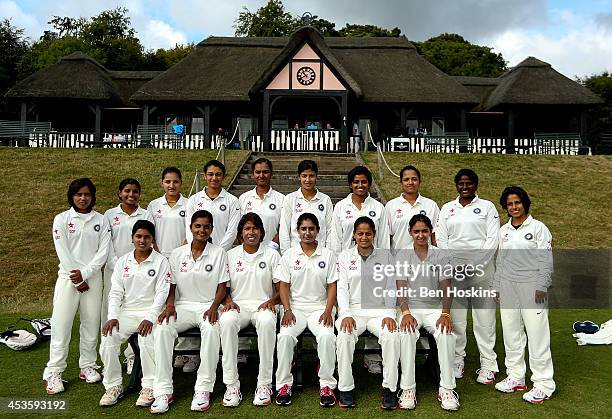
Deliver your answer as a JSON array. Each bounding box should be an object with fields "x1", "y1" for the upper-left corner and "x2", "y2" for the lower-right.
[
  {"x1": 234, "y1": 0, "x2": 299, "y2": 37},
  {"x1": 338, "y1": 24, "x2": 401, "y2": 37},
  {"x1": 0, "y1": 19, "x2": 29, "y2": 95},
  {"x1": 578, "y1": 72, "x2": 612, "y2": 139},
  {"x1": 413, "y1": 33, "x2": 506, "y2": 77},
  {"x1": 143, "y1": 43, "x2": 196, "y2": 70}
]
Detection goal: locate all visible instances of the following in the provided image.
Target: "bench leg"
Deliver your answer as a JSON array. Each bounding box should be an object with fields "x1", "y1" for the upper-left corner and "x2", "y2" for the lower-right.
[
  {"x1": 126, "y1": 334, "x2": 142, "y2": 394},
  {"x1": 294, "y1": 338, "x2": 303, "y2": 390},
  {"x1": 424, "y1": 334, "x2": 441, "y2": 384}
]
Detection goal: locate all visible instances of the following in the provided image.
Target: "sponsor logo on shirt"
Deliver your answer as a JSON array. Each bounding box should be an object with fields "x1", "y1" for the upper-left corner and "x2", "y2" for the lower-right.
[
  {"x1": 246, "y1": 201, "x2": 253, "y2": 211},
  {"x1": 236, "y1": 260, "x2": 244, "y2": 272},
  {"x1": 450, "y1": 208, "x2": 456, "y2": 217},
  {"x1": 368, "y1": 210, "x2": 376, "y2": 217},
  {"x1": 345, "y1": 209, "x2": 353, "y2": 219},
  {"x1": 220, "y1": 204, "x2": 227, "y2": 211},
  {"x1": 259, "y1": 261, "x2": 267, "y2": 269},
  {"x1": 395, "y1": 208, "x2": 403, "y2": 218},
  {"x1": 68, "y1": 222, "x2": 76, "y2": 234},
  {"x1": 94, "y1": 224, "x2": 100, "y2": 232},
  {"x1": 269, "y1": 203, "x2": 276, "y2": 211},
  {"x1": 205, "y1": 264, "x2": 213, "y2": 272},
  {"x1": 156, "y1": 209, "x2": 162, "y2": 218},
  {"x1": 148, "y1": 269, "x2": 156, "y2": 277},
  {"x1": 113, "y1": 216, "x2": 120, "y2": 226},
  {"x1": 473, "y1": 208, "x2": 482, "y2": 214},
  {"x1": 318, "y1": 261, "x2": 326, "y2": 269},
  {"x1": 524, "y1": 233, "x2": 533, "y2": 240},
  {"x1": 123, "y1": 265, "x2": 130, "y2": 278},
  {"x1": 295, "y1": 202, "x2": 303, "y2": 213},
  {"x1": 502, "y1": 233, "x2": 509, "y2": 242},
  {"x1": 349, "y1": 259, "x2": 357, "y2": 270},
  {"x1": 180, "y1": 261, "x2": 189, "y2": 272},
  {"x1": 318, "y1": 204, "x2": 324, "y2": 212},
  {"x1": 165, "y1": 272, "x2": 172, "y2": 282},
  {"x1": 293, "y1": 259, "x2": 302, "y2": 270},
  {"x1": 197, "y1": 202, "x2": 204, "y2": 208}
]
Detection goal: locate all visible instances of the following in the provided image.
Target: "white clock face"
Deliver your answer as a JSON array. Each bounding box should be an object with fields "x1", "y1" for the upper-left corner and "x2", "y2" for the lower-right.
[{"x1": 296, "y1": 66, "x2": 316, "y2": 86}]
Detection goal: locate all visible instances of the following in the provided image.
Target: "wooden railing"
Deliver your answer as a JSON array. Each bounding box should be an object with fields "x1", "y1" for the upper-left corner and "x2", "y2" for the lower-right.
[{"x1": 270, "y1": 129, "x2": 340, "y2": 152}]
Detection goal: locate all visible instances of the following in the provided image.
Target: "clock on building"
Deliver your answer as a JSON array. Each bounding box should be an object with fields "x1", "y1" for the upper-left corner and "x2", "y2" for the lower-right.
[{"x1": 296, "y1": 66, "x2": 316, "y2": 86}]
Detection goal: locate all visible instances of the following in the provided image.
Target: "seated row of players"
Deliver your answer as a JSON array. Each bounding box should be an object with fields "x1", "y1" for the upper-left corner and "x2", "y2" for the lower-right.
[{"x1": 43, "y1": 159, "x2": 555, "y2": 411}]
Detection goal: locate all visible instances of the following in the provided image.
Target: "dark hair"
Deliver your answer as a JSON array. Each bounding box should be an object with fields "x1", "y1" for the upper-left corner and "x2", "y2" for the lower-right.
[
  {"x1": 251, "y1": 158, "x2": 273, "y2": 173},
  {"x1": 191, "y1": 210, "x2": 213, "y2": 227},
  {"x1": 347, "y1": 165, "x2": 372, "y2": 185},
  {"x1": 409, "y1": 214, "x2": 433, "y2": 231},
  {"x1": 118, "y1": 178, "x2": 141, "y2": 194},
  {"x1": 132, "y1": 219, "x2": 155, "y2": 237},
  {"x1": 454, "y1": 168, "x2": 478, "y2": 186},
  {"x1": 204, "y1": 159, "x2": 226, "y2": 175},
  {"x1": 297, "y1": 159, "x2": 318, "y2": 175},
  {"x1": 353, "y1": 216, "x2": 376, "y2": 234},
  {"x1": 67, "y1": 178, "x2": 96, "y2": 211},
  {"x1": 500, "y1": 186, "x2": 531, "y2": 215},
  {"x1": 237, "y1": 212, "x2": 266, "y2": 244},
  {"x1": 161, "y1": 166, "x2": 182, "y2": 180},
  {"x1": 399, "y1": 165, "x2": 422, "y2": 182},
  {"x1": 297, "y1": 212, "x2": 320, "y2": 230}
]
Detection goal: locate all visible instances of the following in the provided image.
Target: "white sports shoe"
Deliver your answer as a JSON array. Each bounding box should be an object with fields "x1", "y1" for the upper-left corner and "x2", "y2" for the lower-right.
[
  {"x1": 523, "y1": 387, "x2": 550, "y2": 404},
  {"x1": 183, "y1": 355, "x2": 200, "y2": 373},
  {"x1": 253, "y1": 384, "x2": 273, "y2": 406},
  {"x1": 125, "y1": 356, "x2": 135, "y2": 375},
  {"x1": 495, "y1": 376, "x2": 528, "y2": 393},
  {"x1": 398, "y1": 389, "x2": 417, "y2": 410},
  {"x1": 453, "y1": 362, "x2": 464, "y2": 379},
  {"x1": 173, "y1": 355, "x2": 189, "y2": 368},
  {"x1": 438, "y1": 387, "x2": 460, "y2": 411},
  {"x1": 99, "y1": 385, "x2": 123, "y2": 406},
  {"x1": 45, "y1": 372, "x2": 65, "y2": 394},
  {"x1": 79, "y1": 367, "x2": 102, "y2": 383},
  {"x1": 476, "y1": 368, "x2": 495, "y2": 385},
  {"x1": 222, "y1": 384, "x2": 242, "y2": 407},
  {"x1": 191, "y1": 391, "x2": 211, "y2": 411},
  {"x1": 135, "y1": 387, "x2": 154, "y2": 407},
  {"x1": 363, "y1": 358, "x2": 382, "y2": 374},
  {"x1": 150, "y1": 394, "x2": 174, "y2": 414}
]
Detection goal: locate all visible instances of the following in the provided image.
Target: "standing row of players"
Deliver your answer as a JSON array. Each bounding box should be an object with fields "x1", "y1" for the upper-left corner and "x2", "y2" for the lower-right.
[{"x1": 43, "y1": 158, "x2": 555, "y2": 412}]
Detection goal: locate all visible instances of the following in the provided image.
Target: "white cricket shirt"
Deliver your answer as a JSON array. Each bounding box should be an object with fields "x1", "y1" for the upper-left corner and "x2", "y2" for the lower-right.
[
  {"x1": 185, "y1": 188, "x2": 240, "y2": 251},
  {"x1": 494, "y1": 215, "x2": 553, "y2": 291},
  {"x1": 279, "y1": 188, "x2": 333, "y2": 252},
  {"x1": 273, "y1": 244, "x2": 337, "y2": 310},
  {"x1": 148, "y1": 194, "x2": 188, "y2": 258},
  {"x1": 238, "y1": 187, "x2": 285, "y2": 243},
  {"x1": 330, "y1": 193, "x2": 390, "y2": 253},
  {"x1": 226, "y1": 244, "x2": 281, "y2": 306},
  {"x1": 107, "y1": 250, "x2": 172, "y2": 323},
  {"x1": 52, "y1": 207, "x2": 111, "y2": 281},
  {"x1": 435, "y1": 195, "x2": 499, "y2": 267},
  {"x1": 104, "y1": 205, "x2": 154, "y2": 269},
  {"x1": 169, "y1": 242, "x2": 230, "y2": 305},
  {"x1": 385, "y1": 194, "x2": 440, "y2": 249}
]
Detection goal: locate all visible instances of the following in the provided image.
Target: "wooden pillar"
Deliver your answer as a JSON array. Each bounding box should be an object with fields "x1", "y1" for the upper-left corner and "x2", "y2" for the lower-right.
[
  {"x1": 507, "y1": 109, "x2": 515, "y2": 154},
  {"x1": 580, "y1": 109, "x2": 588, "y2": 145},
  {"x1": 341, "y1": 92, "x2": 348, "y2": 151},
  {"x1": 20, "y1": 102, "x2": 27, "y2": 123},
  {"x1": 95, "y1": 104, "x2": 101, "y2": 142},
  {"x1": 204, "y1": 105, "x2": 211, "y2": 148},
  {"x1": 460, "y1": 107, "x2": 467, "y2": 132},
  {"x1": 400, "y1": 105, "x2": 407, "y2": 135},
  {"x1": 143, "y1": 104, "x2": 149, "y2": 126},
  {"x1": 263, "y1": 92, "x2": 270, "y2": 151}
]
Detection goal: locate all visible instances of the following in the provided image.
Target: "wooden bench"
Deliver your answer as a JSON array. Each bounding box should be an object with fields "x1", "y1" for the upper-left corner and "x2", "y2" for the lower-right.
[
  {"x1": 0, "y1": 120, "x2": 52, "y2": 146},
  {"x1": 136, "y1": 125, "x2": 185, "y2": 148},
  {"x1": 126, "y1": 324, "x2": 440, "y2": 394},
  {"x1": 534, "y1": 132, "x2": 585, "y2": 155},
  {"x1": 425, "y1": 132, "x2": 471, "y2": 153}
]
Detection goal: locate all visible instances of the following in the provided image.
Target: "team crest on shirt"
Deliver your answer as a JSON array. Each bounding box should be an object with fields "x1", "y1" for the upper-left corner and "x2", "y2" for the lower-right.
[
  {"x1": 180, "y1": 261, "x2": 189, "y2": 272},
  {"x1": 205, "y1": 264, "x2": 213, "y2": 272},
  {"x1": 395, "y1": 208, "x2": 403, "y2": 218},
  {"x1": 473, "y1": 208, "x2": 482, "y2": 214},
  {"x1": 94, "y1": 224, "x2": 100, "y2": 232},
  {"x1": 155, "y1": 209, "x2": 162, "y2": 219},
  {"x1": 67, "y1": 222, "x2": 76, "y2": 234},
  {"x1": 123, "y1": 266, "x2": 130, "y2": 278},
  {"x1": 113, "y1": 216, "x2": 120, "y2": 226},
  {"x1": 293, "y1": 259, "x2": 302, "y2": 270},
  {"x1": 318, "y1": 204, "x2": 324, "y2": 211},
  {"x1": 179, "y1": 210, "x2": 185, "y2": 217},
  {"x1": 368, "y1": 211, "x2": 376, "y2": 217},
  {"x1": 502, "y1": 233, "x2": 509, "y2": 242},
  {"x1": 419, "y1": 210, "x2": 427, "y2": 215},
  {"x1": 345, "y1": 209, "x2": 353, "y2": 219},
  {"x1": 235, "y1": 260, "x2": 244, "y2": 272},
  {"x1": 318, "y1": 261, "x2": 326, "y2": 269},
  {"x1": 524, "y1": 233, "x2": 533, "y2": 240},
  {"x1": 295, "y1": 202, "x2": 303, "y2": 213},
  {"x1": 269, "y1": 203, "x2": 276, "y2": 211},
  {"x1": 220, "y1": 204, "x2": 227, "y2": 211},
  {"x1": 349, "y1": 260, "x2": 358, "y2": 271},
  {"x1": 148, "y1": 269, "x2": 156, "y2": 277},
  {"x1": 259, "y1": 261, "x2": 267, "y2": 269}
]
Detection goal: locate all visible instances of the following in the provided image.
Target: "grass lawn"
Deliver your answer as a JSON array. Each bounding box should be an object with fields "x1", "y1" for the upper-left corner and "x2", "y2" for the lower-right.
[
  {"x1": 360, "y1": 152, "x2": 612, "y2": 248},
  {"x1": 0, "y1": 309, "x2": 610, "y2": 418},
  {"x1": 0, "y1": 148, "x2": 249, "y2": 314}
]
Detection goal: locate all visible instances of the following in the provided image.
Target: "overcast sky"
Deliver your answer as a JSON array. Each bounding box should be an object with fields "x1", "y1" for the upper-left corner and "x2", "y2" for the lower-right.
[{"x1": 2, "y1": 0, "x2": 611, "y2": 78}]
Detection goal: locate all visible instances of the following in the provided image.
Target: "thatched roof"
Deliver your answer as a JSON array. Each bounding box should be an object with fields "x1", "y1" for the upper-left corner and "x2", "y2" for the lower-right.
[
  {"x1": 481, "y1": 57, "x2": 603, "y2": 110},
  {"x1": 5, "y1": 52, "x2": 121, "y2": 103},
  {"x1": 132, "y1": 27, "x2": 477, "y2": 104},
  {"x1": 110, "y1": 71, "x2": 164, "y2": 106},
  {"x1": 452, "y1": 76, "x2": 499, "y2": 104}
]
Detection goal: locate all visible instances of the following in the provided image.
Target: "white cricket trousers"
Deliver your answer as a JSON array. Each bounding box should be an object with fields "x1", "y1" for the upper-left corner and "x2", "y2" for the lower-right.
[
  {"x1": 101, "y1": 265, "x2": 134, "y2": 359},
  {"x1": 399, "y1": 309, "x2": 456, "y2": 390},
  {"x1": 336, "y1": 314, "x2": 400, "y2": 392},
  {"x1": 99, "y1": 310, "x2": 155, "y2": 389},
  {"x1": 43, "y1": 272, "x2": 102, "y2": 379},
  {"x1": 500, "y1": 280, "x2": 555, "y2": 395},
  {"x1": 275, "y1": 308, "x2": 337, "y2": 390},
  {"x1": 219, "y1": 307, "x2": 277, "y2": 387},
  {"x1": 153, "y1": 304, "x2": 220, "y2": 396},
  {"x1": 451, "y1": 265, "x2": 498, "y2": 372}
]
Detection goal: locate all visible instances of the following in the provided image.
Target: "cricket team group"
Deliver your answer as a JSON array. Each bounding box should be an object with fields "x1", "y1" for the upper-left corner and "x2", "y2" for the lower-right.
[{"x1": 42, "y1": 156, "x2": 555, "y2": 412}]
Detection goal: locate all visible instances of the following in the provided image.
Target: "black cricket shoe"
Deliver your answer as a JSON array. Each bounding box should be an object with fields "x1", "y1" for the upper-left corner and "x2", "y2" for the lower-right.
[
  {"x1": 381, "y1": 387, "x2": 398, "y2": 410},
  {"x1": 275, "y1": 384, "x2": 292, "y2": 406},
  {"x1": 338, "y1": 390, "x2": 355, "y2": 408},
  {"x1": 319, "y1": 386, "x2": 336, "y2": 407}
]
